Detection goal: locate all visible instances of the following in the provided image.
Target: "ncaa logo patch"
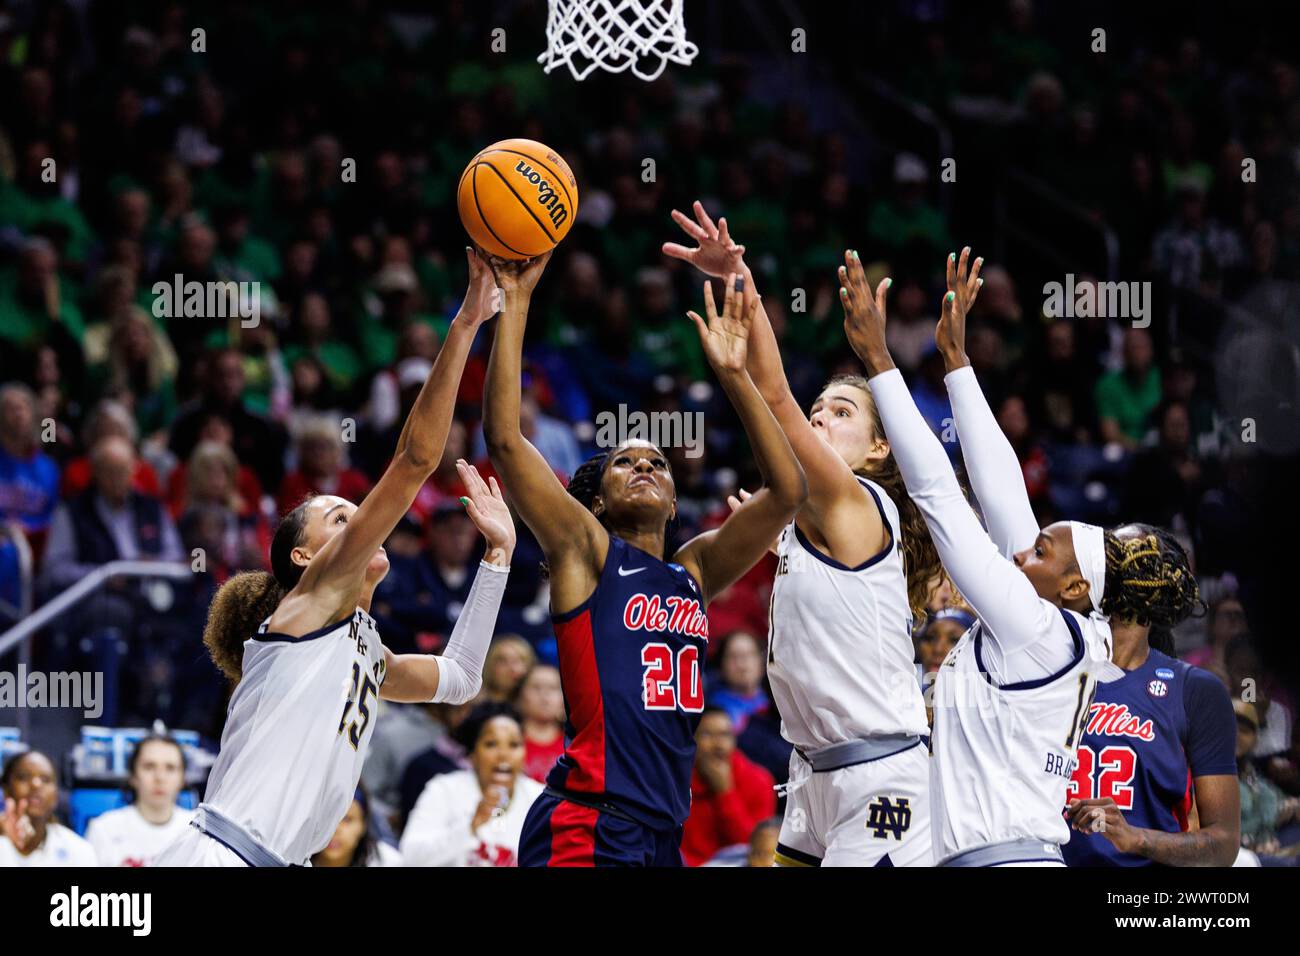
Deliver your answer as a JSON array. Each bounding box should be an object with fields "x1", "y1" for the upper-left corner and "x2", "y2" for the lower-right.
[
  {"x1": 1147, "y1": 679, "x2": 1169, "y2": 698},
  {"x1": 1155, "y1": 667, "x2": 1175, "y2": 680}
]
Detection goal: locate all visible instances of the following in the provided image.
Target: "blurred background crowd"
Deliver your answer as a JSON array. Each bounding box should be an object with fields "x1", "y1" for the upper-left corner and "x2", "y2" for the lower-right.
[{"x1": 0, "y1": 0, "x2": 1297, "y2": 865}]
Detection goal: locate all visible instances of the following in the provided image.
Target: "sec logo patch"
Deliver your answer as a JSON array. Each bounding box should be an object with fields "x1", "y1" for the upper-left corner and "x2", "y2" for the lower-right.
[{"x1": 1147, "y1": 679, "x2": 1169, "y2": 698}]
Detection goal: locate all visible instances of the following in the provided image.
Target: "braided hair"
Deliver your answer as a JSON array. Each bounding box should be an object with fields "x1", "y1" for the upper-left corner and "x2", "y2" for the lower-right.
[{"x1": 1100, "y1": 524, "x2": 1204, "y2": 629}]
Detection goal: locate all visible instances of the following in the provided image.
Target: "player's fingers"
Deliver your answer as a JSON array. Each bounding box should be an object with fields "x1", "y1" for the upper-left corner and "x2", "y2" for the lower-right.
[
  {"x1": 661, "y1": 241, "x2": 697, "y2": 263},
  {"x1": 718, "y1": 216, "x2": 732, "y2": 247},
  {"x1": 967, "y1": 254, "x2": 984, "y2": 295},
  {"x1": 722, "y1": 272, "x2": 738, "y2": 320},
  {"x1": 874, "y1": 277, "x2": 892, "y2": 319},
  {"x1": 487, "y1": 475, "x2": 504, "y2": 501},
  {"x1": 701, "y1": 280, "x2": 719, "y2": 324},
  {"x1": 694, "y1": 200, "x2": 718, "y2": 239},
  {"x1": 957, "y1": 246, "x2": 971, "y2": 285},
  {"x1": 686, "y1": 310, "x2": 708, "y2": 339},
  {"x1": 738, "y1": 487, "x2": 752, "y2": 500},
  {"x1": 726, "y1": 495, "x2": 742, "y2": 513},
  {"x1": 671, "y1": 208, "x2": 707, "y2": 241},
  {"x1": 946, "y1": 249, "x2": 957, "y2": 291}
]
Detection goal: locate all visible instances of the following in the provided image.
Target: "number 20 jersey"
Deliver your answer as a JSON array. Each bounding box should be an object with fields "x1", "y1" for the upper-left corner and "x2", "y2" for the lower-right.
[
  {"x1": 547, "y1": 536, "x2": 709, "y2": 830},
  {"x1": 202, "y1": 607, "x2": 386, "y2": 864},
  {"x1": 930, "y1": 607, "x2": 1113, "y2": 862}
]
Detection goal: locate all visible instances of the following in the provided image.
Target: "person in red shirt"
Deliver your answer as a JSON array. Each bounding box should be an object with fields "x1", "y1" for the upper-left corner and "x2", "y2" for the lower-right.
[
  {"x1": 681, "y1": 708, "x2": 776, "y2": 866},
  {"x1": 515, "y1": 664, "x2": 566, "y2": 782},
  {"x1": 277, "y1": 417, "x2": 372, "y2": 516}
]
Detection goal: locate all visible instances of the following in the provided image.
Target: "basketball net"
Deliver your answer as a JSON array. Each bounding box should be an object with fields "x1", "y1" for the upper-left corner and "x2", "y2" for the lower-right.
[{"x1": 539, "y1": 0, "x2": 698, "y2": 82}]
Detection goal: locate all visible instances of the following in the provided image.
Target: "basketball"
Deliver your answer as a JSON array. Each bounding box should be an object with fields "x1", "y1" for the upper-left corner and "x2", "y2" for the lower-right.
[{"x1": 457, "y1": 138, "x2": 579, "y2": 260}]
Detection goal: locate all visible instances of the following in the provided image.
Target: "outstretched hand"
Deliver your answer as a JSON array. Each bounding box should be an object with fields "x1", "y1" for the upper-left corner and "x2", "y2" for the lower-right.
[
  {"x1": 458, "y1": 247, "x2": 501, "y2": 326},
  {"x1": 662, "y1": 200, "x2": 747, "y2": 279},
  {"x1": 838, "y1": 250, "x2": 894, "y2": 376},
  {"x1": 455, "y1": 459, "x2": 515, "y2": 563},
  {"x1": 935, "y1": 246, "x2": 984, "y2": 369},
  {"x1": 688, "y1": 273, "x2": 758, "y2": 374},
  {"x1": 484, "y1": 249, "x2": 553, "y2": 298}
]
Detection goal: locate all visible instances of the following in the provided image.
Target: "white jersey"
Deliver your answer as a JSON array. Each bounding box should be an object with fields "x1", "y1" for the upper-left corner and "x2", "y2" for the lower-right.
[
  {"x1": 200, "y1": 607, "x2": 387, "y2": 865},
  {"x1": 930, "y1": 607, "x2": 1113, "y2": 862},
  {"x1": 767, "y1": 477, "x2": 928, "y2": 750},
  {"x1": 85, "y1": 804, "x2": 194, "y2": 867},
  {"x1": 0, "y1": 822, "x2": 98, "y2": 866}
]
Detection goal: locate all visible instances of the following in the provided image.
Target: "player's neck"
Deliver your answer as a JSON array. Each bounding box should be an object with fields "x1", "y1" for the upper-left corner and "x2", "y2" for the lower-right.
[
  {"x1": 1109, "y1": 620, "x2": 1151, "y2": 671},
  {"x1": 611, "y1": 525, "x2": 666, "y2": 561}
]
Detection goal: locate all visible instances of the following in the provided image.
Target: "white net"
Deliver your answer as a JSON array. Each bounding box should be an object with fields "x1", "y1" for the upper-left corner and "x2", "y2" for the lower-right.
[{"x1": 539, "y1": 0, "x2": 699, "y2": 82}]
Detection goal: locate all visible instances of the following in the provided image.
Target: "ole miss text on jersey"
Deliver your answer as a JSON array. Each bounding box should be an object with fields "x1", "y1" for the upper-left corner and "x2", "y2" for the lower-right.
[
  {"x1": 1062, "y1": 648, "x2": 1236, "y2": 866},
  {"x1": 545, "y1": 536, "x2": 709, "y2": 830}
]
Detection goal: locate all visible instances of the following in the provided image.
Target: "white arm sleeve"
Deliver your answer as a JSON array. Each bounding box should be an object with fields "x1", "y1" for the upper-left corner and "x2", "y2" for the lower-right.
[
  {"x1": 868, "y1": 369, "x2": 1074, "y2": 681},
  {"x1": 430, "y1": 560, "x2": 509, "y2": 704},
  {"x1": 945, "y1": 366, "x2": 1041, "y2": 557}
]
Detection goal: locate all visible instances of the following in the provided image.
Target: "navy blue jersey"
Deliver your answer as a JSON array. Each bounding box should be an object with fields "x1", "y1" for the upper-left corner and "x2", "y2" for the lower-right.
[
  {"x1": 1063, "y1": 649, "x2": 1236, "y2": 866},
  {"x1": 547, "y1": 536, "x2": 709, "y2": 830}
]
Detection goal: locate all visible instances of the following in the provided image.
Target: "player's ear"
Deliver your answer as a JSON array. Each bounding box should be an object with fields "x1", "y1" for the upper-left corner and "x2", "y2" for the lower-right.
[
  {"x1": 591, "y1": 494, "x2": 605, "y2": 518},
  {"x1": 1060, "y1": 571, "x2": 1090, "y2": 605}
]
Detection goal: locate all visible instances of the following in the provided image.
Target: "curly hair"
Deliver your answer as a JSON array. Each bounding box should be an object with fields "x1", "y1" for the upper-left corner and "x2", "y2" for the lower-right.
[
  {"x1": 202, "y1": 497, "x2": 315, "y2": 683},
  {"x1": 823, "y1": 374, "x2": 946, "y2": 621},
  {"x1": 1100, "y1": 524, "x2": 1204, "y2": 629}
]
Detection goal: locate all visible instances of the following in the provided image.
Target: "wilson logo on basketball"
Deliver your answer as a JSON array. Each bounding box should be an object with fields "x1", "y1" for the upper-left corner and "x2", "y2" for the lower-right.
[
  {"x1": 623, "y1": 593, "x2": 709, "y2": 640},
  {"x1": 1083, "y1": 702, "x2": 1156, "y2": 741},
  {"x1": 513, "y1": 161, "x2": 569, "y2": 228}
]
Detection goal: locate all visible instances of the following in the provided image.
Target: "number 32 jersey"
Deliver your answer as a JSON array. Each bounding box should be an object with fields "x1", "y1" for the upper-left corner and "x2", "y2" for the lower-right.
[
  {"x1": 547, "y1": 536, "x2": 709, "y2": 830},
  {"x1": 202, "y1": 607, "x2": 386, "y2": 865}
]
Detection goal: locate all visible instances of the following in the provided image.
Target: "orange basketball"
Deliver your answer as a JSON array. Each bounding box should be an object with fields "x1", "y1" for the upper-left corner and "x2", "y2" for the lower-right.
[{"x1": 457, "y1": 138, "x2": 579, "y2": 260}]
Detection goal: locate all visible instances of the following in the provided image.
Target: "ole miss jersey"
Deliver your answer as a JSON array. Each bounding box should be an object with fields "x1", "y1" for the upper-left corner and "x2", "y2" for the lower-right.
[
  {"x1": 1062, "y1": 649, "x2": 1236, "y2": 866},
  {"x1": 547, "y1": 536, "x2": 709, "y2": 830}
]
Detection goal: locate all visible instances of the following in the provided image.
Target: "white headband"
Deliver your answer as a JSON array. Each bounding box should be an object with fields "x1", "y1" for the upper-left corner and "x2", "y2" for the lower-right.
[{"x1": 1070, "y1": 521, "x2": 1106, "y2": 613}]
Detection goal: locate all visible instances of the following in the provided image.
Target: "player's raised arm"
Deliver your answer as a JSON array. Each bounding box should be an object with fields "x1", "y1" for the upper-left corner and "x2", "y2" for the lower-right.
[
  {"x1": 839, "y1": 251, "x2": 1055, "y2": 651},
  {"x1": 664, "y1": 203, "x2": 876, "y2": 540},
  {"x1": 295, "y1": 250, "x2": 497, "y2": 608},
  {"x1": 480, "y1": 251, "x2": 607, "y2": 572},
  {"x1": 937, "y1": 247, "x2": 1039, "y2": 557},
  {"x1": 381, "y1": 461, "x2": 513, "y2": 704},
  {"x1": 674, "y1": 274, "x2": 807, "y2": 604}
]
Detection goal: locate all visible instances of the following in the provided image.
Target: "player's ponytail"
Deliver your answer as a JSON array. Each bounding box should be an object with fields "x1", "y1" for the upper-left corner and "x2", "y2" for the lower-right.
[
  {"x1": 1100, "y1": 524, "x2": 1204, "y2": 629},
  {"x1": 203, "y1": 498, "x2": 314, "y2": 683},
  {"x1": 825, "y1": 374, "x2": 945, "y2": 622}
]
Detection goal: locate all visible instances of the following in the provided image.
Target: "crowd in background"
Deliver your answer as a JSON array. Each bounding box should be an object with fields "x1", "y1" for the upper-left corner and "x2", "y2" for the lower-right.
[{"x1": 1, "y1": 0, "x2": 1297, "y2": 864}]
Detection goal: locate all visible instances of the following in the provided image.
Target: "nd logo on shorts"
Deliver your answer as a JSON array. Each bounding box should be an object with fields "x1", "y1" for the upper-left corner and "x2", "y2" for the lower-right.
[{"x1": 865, "y1": 796, "x2": 912, "y2": 840}]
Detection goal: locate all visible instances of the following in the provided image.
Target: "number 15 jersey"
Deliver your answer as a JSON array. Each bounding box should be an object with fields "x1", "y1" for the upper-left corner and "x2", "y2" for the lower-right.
[
  {"x1": 547, "y1": 536, "x2": 709, "y2": 831},
  {"x1": 202, "y1": 607, "x2": 386, "y2": 865}
]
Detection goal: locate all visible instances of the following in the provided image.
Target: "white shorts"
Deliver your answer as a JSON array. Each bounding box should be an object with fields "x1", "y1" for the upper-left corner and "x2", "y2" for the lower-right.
[
  {"x1": 152, "y1": 825, "x2": 248, "y2": 867},
  {"x1": 775, "y1": 740, "x2": 932, "y2": 867}
]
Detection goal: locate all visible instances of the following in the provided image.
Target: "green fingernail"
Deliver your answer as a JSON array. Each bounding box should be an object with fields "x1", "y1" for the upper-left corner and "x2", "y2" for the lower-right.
[
  {"x1": 949, "y1": 253, "x2": 956, "y2": 262},
  {"x1": 840, "y1": 288, "x2": 849, "y2": 297},
  {"x1": 459, "y1": 497, "x2": 469, "y2": 507},
  {"x1": 852, "y1": 250, "x2": 860, "y2": 261},
  {"x1": 946, "y1": 292, "x2": 955, "y2": 302},
  {"x1": 886, "y1": 278, "x2": 893, "y2": 288},
  {"x1": 977, "y1": 278, "x2": 984, "y2": 287}
]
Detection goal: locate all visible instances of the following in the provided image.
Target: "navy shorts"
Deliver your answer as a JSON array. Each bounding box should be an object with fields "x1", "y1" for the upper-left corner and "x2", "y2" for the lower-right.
[{"x1": 519, "y1": 790, "x2": 683, "y2": 867}]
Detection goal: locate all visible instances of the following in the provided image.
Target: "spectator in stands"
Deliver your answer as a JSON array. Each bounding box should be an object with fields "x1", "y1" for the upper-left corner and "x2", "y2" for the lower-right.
[
  {"x1": 995, "y1": 394, "x2": 1050, "y2": 513},
  {"x1": 179, "y1": 441, "x2": 268, "y2": 571},
  {"x1": 364, "y1": 701, "x2": 467, "y2": 826},
  {"x1": 866, "y1": 153, "x2": 952, "y2": 263},
  {"x1": 515, "y1": 664, "x2": 565, "y2": 782},
  {"x1": 681, "y1": 708, "x2": 776, "y2": 867},
  {"x1": 917, "y1": 607, "x2": 975, "y2": 674},
  {"x1": 1185, "y1": 594, "x2": 1249, "y2": 679},
  {"x1": 1235, "y1": 700, "x2": 1300, "y2": 862},
  {"x1": 0, "y1": 750, "x2": 98, "y2": 866},
  {"x1": 399, "y1": 704, "x2": 543, "y2": 866},
  {"x1": 312, "y1": 785, "x2": 402, "y2": 867},
  {"x1": 1095, "y1": 327, "x2": 1161, "y2": 449},
  {"x1": 91, "y1": 305, "x2": 179, "y2": 441},
  {"x1": 60, "y1": 399, "x2": 162, "y2": 500},
  {"x1": 277, "y1": 416, "x2": 371, "y2": 516},
  {"x1": 1153, "y1": 177, "x2": 1245, "y2": 291},
  {"x1": 165, "y1": 411, "x2": 265, "y2": 520},
  {"x1": 1125, "y1": 400, "x2": 1208, "y2": 532},
  {"x1": 42, "y1": 435, "x2": 184, "y2": 593},
  {"x1": 0, "y1": 383, "x2": 59, "y2": 554},
  {"x1": 1224, "y1": 638, "x2": 1294, "y2": 761},
  {"x1": 85, "y1": 735, "x2": 194, "y2": 867},
  {"x1": 0, "y1": 238, "x2": 84, "y2": 378},
  {"x1": 482, "y1": 636, "x2": 536, "y2": 704},
  {"x1": 707, "y1": 630, "x2": 769, "y2": 734},
  {"x1": 1027, "y1": 319, "x2": 1095, "y2": 445},
  {"x1": 168, "y1": 348, "x2": 288, "y2": 492}
]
